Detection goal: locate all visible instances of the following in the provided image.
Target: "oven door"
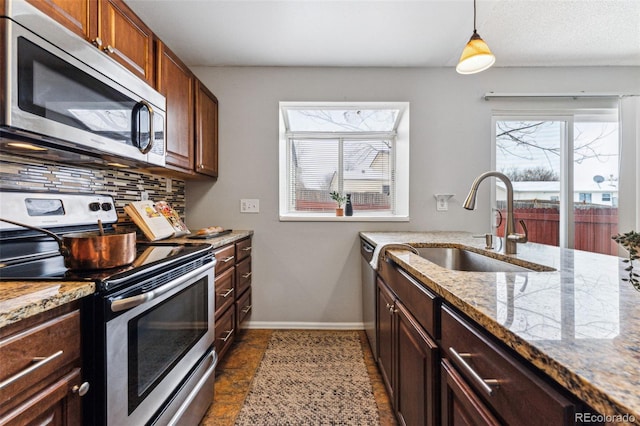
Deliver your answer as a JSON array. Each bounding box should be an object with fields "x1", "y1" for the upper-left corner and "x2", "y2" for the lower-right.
[{"x1": 105, "y1": 262, "x2": 215, "y2": 426}]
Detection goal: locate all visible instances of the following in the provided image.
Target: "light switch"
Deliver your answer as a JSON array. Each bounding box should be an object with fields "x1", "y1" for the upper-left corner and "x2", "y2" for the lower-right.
[{"x1": 241, "y1": 199, "x2": 259, "y2": 213}]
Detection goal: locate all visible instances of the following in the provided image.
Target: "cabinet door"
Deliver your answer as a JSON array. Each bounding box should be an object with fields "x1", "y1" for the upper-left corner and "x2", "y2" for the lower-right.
[
  {"x1": 26, "y1": 0, "x2": 98, "y2": 42},
  {"x1": 215, "y1": 304, "x2": 236, "y2": 361},
  {"x1": 235, "y1": 257, "x2": 252, "y2": 297},
  {"x1": 0, "y1": 368, "x2": 82, "y2": 426},
  {"x1": 376, "y1": 277, "x2": 395, "y2": 405},
  {"x1": 99, "y1": 0, "x2": 154, "y2": 85},
  {"x1": 441, "y1": 359, "x2": 500, "y2": 426},
  {"x1": 396, "y1": 302, "x2": 439, "y2": 426},
  {"x1": 214, "y1": 267, "x2": 235, "y2": 320},
  {"x1": 157, "y1": 41, "x2": 195, "y2": 172},
  {"x1": 195, "y1": 81, "x2": 219, "y2": 177}
]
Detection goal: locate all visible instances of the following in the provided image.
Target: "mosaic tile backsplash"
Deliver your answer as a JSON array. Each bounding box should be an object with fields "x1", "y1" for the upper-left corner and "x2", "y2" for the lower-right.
[{"x1": 0, "y1": 154, "x2": 186, "y2": 228}]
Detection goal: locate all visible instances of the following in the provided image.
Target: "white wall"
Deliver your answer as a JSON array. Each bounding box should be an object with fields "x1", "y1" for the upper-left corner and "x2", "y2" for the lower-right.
[{"x1": 186, "y1": 66, "x2": 640, "y2": 328}]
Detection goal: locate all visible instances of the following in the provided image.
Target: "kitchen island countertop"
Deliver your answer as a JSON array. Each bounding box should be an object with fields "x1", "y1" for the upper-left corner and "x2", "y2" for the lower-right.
[{"x1": 361, "y1": 231, "x2": 640, "y2": 424}]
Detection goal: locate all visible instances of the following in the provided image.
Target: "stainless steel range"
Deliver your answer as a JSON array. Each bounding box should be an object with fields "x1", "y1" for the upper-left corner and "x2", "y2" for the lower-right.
[{"x1": 0, "y1": 191, "x2": 217, "y2": 426}]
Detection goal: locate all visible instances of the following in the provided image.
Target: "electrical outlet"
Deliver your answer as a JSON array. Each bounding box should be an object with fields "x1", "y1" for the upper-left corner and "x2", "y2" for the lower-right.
[
  {"x1": 241, "y1": 199, "x2": 259, "y2": 213},
  {"x1": 436, "y1": 198, "x2": 448, "y2": 211}
]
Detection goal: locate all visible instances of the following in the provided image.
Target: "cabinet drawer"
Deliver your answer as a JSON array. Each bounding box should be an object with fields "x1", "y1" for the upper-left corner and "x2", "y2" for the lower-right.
[
  {"x1": 214, "y1": 244, "x2": 235, "y2": 274},
  {"x1": 215, "y1": 305, "x2": 235, "y2": 361},
  {"x1": 441, "y1": 306, "x2": 576, "y2": 426},
  {"x1": 236, "y1": 287, "x2": 252, "y2": 327},
  {"x1": 389, "y1": 264, "x2": 439, "y2": 338},
  {"x1": 214, "y1": 267, "x2": 235, "y2": 319},
  {"x1": 236, "y1": 237, "x2": 252, "y2": 262},
  {"x1": 0, "y1": 310, "x2": 81, "y2": 409},
  {"x1": 235, "y1": 257, "x2": 252, "y2": 296}
]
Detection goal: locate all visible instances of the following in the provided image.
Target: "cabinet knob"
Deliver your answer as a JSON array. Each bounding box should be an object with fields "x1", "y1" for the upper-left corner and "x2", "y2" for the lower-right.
[
  {"x1": 92, "y1": 37, "x2": 103, "y2": 48},
  {"x1": 72, "y1": 382, "x2": 90, "y2": 397},
  {"x1": 103, "y1": 45, "x2": 115, "y2": 54},
  {"x1": 198, "y1": 164, "x2": 204, "y2": 169}
]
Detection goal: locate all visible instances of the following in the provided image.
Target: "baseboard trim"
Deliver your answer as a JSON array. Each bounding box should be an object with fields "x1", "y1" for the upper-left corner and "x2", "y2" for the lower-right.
[{"x1": 242, "y1": 321, "x2": 365, "y2": 330}]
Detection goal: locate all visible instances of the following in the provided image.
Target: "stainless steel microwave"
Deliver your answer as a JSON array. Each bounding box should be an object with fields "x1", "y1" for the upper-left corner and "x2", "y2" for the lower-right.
[{"x1": 1, "y1": 0, "x2": 166, "y2": 168}]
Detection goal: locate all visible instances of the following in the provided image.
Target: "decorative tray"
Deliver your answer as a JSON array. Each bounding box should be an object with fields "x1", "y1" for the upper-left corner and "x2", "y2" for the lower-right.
[{"x1": 188, "y1": 229, "x2": 233, "y2": 239}]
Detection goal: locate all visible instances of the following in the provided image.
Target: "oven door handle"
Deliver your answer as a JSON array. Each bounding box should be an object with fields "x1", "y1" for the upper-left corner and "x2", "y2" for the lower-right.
[
  {"x1": 167, "y1": 350, "x2": 218, "y2": 426},
  {"x1": 110, "y1": 262, "x2": 213, "y2": 313}
]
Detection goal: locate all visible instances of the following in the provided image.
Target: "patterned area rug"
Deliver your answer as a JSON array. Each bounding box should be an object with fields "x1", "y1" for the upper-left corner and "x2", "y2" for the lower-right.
[{"x1": 234, "y1": 330, "x2": 380, "y2": 425}]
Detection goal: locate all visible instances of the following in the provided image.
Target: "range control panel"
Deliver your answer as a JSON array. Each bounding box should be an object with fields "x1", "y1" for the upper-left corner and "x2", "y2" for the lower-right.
[{"x1": 0, "y1": 191, "x2": 118, "y2": 230}]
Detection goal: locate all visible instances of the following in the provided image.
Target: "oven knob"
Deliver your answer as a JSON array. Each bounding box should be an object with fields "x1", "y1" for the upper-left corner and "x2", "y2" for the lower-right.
[
  {"x1": 101, "y1": 202, "x2": 113, "y2": 211},
  {"x1": 72, "y1": 382, "x2": 90, "y2": 397},
  {"x1": 89, "y1": 202, "x2": 101, "y2": 211}
]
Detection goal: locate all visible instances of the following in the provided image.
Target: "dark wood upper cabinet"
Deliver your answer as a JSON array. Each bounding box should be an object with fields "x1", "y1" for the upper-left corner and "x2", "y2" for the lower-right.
[
  {"x1": 25, "y1": 0, "x2": 154, "y2": 85},
  {"x1": 26, "y1": 0, "x2": 97, "y2": 42},
  {"x1": 156, "y1": 40, "x2": 195, "y2": 172},
  {"x1": 195, "y1": 80, "x2": 219, "y2": 178},
  {"x1": 98, "y1": 0, "x2": 154, "y2": 85}
]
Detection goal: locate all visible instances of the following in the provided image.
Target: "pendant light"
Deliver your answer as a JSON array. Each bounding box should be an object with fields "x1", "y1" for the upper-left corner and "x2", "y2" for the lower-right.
[{"x1": 456, "y1": 0, "x2": 495, "y2": 74}]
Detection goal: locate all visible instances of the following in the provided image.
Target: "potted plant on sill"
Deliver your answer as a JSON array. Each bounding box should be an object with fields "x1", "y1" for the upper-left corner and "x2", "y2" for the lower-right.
[
  {"x1": 330, "y1": 191, "x2": 347, "y2": 216},
  {"x1": 612, "y1": 230, "x2": 640, "y2": 291}
]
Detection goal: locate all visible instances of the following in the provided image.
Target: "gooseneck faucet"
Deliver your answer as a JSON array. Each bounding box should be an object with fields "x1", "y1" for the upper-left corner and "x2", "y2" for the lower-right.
[{"x1": 463, "y1": 171, "x2": 528, "y2": 254}]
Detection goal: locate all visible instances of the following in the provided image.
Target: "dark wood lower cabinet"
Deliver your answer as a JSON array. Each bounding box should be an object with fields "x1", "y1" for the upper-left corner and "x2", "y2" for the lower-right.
[
  {"x1": 396, "y1": 302, "x2": 438, "y2": 426},
  {"x1": 376, "y1": 277, "x2": 438, "y2": 426},
  {"x1": 376, "y1": 278, "x2": 395, "y2": 403},
  {"x1": 376, "y1": 259, "x2": 595, "y2": 426},
  {"x1": 441, "y1": 359, "x2": 499, "y2": 426}
]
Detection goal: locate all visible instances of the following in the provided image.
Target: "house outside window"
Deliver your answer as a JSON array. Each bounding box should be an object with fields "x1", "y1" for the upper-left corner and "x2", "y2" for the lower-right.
[{"x1": 279, "y1": 102, "x2": 409, "y2": 221}]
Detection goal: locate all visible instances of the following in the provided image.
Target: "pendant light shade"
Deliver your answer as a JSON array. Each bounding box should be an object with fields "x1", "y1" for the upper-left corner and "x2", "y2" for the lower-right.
[{"x1": 456, "y1": 0, "x2": 495, "y2": 74}]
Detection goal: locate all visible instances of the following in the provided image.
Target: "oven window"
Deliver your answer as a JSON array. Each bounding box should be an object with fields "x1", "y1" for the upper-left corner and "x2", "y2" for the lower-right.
[{"x1": 127, "y1": 277, "x2": 208, "y2": 413}]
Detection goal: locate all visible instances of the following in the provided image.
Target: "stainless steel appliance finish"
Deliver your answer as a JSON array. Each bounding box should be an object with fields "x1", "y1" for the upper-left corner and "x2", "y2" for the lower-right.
[
  {"x1": 360, "y1": 238, "x2": 377, "y2": 359},
  {"x1": 0, "y1": 192, "x2": 217, "y2": 426},
  {"x1": 104, "y1": 259, "x2": 215, "y2": 426},
  {"x1": 1, "y1": 0, "x2": 166, "y2": 168}
]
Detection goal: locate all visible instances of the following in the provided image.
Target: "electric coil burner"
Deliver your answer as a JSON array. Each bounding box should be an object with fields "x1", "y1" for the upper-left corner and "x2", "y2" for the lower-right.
[{"x1": 0, "y1": 191, "x2": 217, "y2": 426}]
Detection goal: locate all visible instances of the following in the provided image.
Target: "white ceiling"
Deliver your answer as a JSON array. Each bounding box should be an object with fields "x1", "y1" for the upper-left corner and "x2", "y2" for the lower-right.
[{"x1": 124, "y1": 0, "x2": 640, "y2": 68}]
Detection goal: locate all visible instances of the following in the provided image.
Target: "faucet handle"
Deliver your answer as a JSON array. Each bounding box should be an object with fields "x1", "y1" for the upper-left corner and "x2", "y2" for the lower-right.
[{"x1": 508, "y1": 220, "x2": 528, "y2": 243}]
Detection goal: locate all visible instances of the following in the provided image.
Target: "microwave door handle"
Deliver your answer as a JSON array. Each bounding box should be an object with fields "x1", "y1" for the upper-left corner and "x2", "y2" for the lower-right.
[{"x1": 131, "y1": 100, "x2": 154, "y2": 154}]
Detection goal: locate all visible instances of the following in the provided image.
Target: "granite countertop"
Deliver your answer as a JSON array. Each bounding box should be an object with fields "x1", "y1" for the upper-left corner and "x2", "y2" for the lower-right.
[
  {"x1": 0, "y1": 281, "x2": 95, "y2": 329},
  {"x1": 0, "y1": 230, "x2": 253, "y2": 329},
  {"x1": 360, "y1": 231, "x2": 639, "y2": 424},
  {"x1": 169, "y1": 229, "x2": 253, "y2": 249}
]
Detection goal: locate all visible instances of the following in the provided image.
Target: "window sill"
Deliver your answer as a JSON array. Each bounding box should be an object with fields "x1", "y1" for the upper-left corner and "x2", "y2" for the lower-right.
[{"x1": 279, "y1": 213, "x2": 410, "y2": 222}]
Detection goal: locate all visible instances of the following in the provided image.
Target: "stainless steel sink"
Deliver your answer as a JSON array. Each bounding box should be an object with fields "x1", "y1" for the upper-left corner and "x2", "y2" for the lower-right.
[{"x1": 416, "y1": 247, "x2": 533, "y2": 273}]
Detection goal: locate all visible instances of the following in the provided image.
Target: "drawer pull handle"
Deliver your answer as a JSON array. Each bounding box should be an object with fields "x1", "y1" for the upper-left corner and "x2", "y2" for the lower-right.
[
  {"x1": 0, "y1": 350, "x2": 63, "y2": 390},
  {"x1": 242, "y1": 247, "x2": 252, "y2": 252},
  {"x1": 242, "y1": 272, "x2": 252, "y2": 279},
  {"x1": 222, "y1": 256, "x2": 235, "y2": 263},
  {"x1": 218, "y1": 329, "x2": 234, "y2": 342},
  {"x1": 219, "y1": 288, "x2": 234, "y2": 298},
  {"x1": 449, "y1": 347, "x2": 499, "y2": 396},
  {"x1": 72, "y1": 382, "x2": 91, "y2": 397},
  {"x1": 241, "y1": 305, "x2": 252, "y2": 314}
]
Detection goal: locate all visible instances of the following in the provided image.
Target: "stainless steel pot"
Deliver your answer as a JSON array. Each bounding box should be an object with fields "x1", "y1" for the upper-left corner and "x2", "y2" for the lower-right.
[{"x1": 0, "y1": 217, "x2": 136, "y2": 270}]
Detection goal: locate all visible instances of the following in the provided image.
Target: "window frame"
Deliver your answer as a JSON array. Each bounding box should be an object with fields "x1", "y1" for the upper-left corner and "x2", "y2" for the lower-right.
[
  {"x1": 279, "y1": 102, "x2": 410, "y2": 222},
  {"x1": 491, "y1": 107, "x2": 620, "y2": 250}
]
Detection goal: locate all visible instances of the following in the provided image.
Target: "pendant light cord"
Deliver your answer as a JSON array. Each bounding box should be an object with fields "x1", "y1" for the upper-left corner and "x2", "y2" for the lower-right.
[{"x1": 473, "y1": 0, "x2": 477, "y2": 32}]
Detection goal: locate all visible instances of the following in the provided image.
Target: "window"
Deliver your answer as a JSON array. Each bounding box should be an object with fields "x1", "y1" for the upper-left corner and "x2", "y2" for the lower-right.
[
  {"x1": 493, "y1": 107, "x2": 620, "y2": 255},
  {"x1": 279, "y1": 102, "x2": 409, "y2": 221},
  {"x1": 578, "y1": 193, "x2": 592, "y2": 203}
]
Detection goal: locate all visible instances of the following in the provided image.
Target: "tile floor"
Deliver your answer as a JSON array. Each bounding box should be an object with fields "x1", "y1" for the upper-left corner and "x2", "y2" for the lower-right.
[{"x1": 200, "y1": 329, "x2": 397, "y2": 426}]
